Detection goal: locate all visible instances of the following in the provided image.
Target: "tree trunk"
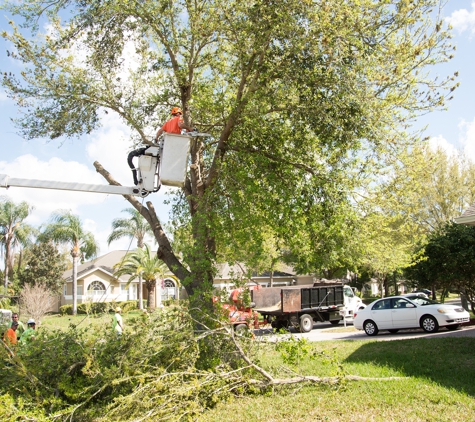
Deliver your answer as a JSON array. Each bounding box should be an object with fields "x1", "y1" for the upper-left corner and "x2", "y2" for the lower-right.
[
  {"x1": 3, "y1": 235, "x2": 11, "y2": 290},
  {"x1": 72, "y1": 254, "x2": 78, "y2": 315},
  {"x1": 138, "y1": 274, "x2": 144, "y2": 310},
  {"x1": 146, "y1": 279, "x2": 156, "y2": 309}
]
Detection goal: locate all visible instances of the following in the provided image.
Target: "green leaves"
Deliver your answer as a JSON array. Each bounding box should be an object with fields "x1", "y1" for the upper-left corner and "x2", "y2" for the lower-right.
[{"x1": 0, "y1": 0, "x2": 459, "y2": 297}]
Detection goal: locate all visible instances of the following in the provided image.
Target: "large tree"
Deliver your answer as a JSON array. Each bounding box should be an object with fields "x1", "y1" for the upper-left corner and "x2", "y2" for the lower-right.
[
  {"x1": 0, "y1": 197, "x2": 34, "y2": 290},
  {"x1": 107, "y1": 207, "x2": 155, "y2": 309},
  {"x1": 41, "y1": 211, "x2": 98, "y2": 315},
  {"x1": 1, "y1": 0, "x2": 457, "y2": 305},
  {"x1": 18, "y1": 241, "x2": 68, "y2": 293},
  {"x1": 406, "y1": 222, "x2": 475, "y2": 311}
]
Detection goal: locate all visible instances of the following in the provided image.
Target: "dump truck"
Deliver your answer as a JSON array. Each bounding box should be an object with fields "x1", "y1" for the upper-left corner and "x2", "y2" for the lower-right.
[{"x1": 251, "y1": 284, "x2": 345, "y2": 332}]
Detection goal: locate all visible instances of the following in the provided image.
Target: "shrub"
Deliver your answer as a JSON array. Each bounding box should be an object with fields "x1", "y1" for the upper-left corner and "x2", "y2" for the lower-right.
[
  {"x1": 60, "y1": 300, "x2": 139, "y2": 316},
  {"x1": 59, "y1": 304, "x2": 72, "y2": 315},
  {"x1": 0, "y1": 304, "x2": 245, "y2": 421}
]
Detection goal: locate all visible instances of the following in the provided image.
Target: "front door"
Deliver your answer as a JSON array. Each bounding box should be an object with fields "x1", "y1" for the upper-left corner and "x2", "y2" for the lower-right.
[
  {"x1": 391, "y1": 298, "x2": 417, "y2": 328},
  {"x1": 369, "y1": 298, "x2": 393, "y2": 329}
]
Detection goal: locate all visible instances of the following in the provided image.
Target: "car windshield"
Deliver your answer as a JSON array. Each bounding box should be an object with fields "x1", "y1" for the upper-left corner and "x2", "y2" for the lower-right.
[{"x1": 408, "y1": 297, "x2": 440, "y2": 306}]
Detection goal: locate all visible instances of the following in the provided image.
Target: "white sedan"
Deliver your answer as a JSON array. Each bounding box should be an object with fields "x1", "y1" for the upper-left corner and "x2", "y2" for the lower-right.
[{"x1": 354, "y1": 295, "x2": 470, "y2": 336}]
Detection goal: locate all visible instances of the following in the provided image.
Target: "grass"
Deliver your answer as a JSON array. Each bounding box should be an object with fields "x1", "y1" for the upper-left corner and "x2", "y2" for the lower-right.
[
  {"x1": 200, "y1": 337, "x2": 475, "y2": 421},
  {"x1": 38, "y1": 310, "x2": 146, "y2": 332},
  {"x1": 37, "y1": 313, "x2": 475, "y2": 421}
]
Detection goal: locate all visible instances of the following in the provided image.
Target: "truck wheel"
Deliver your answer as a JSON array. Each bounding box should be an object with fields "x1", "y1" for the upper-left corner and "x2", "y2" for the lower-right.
[
  {"x1": 299, "y1": 314, "x2": 314, "y2": 333},
  {"x1": 234, "y1": 324, "x2": 248, "y2": 333},
  {"x1": 272, "y1": 320, "x2": 288, "y2": 331}
]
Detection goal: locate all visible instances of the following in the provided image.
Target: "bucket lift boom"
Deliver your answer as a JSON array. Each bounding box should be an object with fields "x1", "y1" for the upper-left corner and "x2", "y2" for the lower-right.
[{"x1": 0, "y1": 133, "x2": 209, "y2": 198}]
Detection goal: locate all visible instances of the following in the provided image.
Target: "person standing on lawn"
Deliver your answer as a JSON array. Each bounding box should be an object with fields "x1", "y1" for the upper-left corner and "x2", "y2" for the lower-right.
[
  {"x1": 113, "y1": 307, "x2": 124, "y2": 335},
  {"x1": 20, "y1": 319, "x2": 36, "y2": 345},
  {"x1": 3, "y1": 321, "x2": 18, "y2": 346},
  {"x1": 10, "y1": 313, "x2": 25, "y2": 340}
]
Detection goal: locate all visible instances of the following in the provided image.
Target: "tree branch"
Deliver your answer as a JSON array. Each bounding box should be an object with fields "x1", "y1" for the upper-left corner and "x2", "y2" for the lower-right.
[{"x1": 93, "y1": 161, "x2": 191, "y2": 283}]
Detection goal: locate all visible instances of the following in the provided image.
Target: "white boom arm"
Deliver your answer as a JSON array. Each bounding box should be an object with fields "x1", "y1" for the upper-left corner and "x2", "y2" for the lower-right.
[
  {"x1": 0, "y1": 133, "x2": 211, "y2": 198},
  {"x1": 0, "y1": 174, "x2": 139, "y2": 196}
]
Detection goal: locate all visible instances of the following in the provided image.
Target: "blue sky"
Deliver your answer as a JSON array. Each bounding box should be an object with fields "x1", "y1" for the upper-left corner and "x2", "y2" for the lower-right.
[{"x1": 0, "y1": 1, "x2": 475, "y2": 257}]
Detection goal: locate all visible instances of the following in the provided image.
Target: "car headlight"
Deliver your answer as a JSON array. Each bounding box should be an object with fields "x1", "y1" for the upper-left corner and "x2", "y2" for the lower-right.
[{"x1": 437, "y1": 308, "x2": 449, "y2": 314}]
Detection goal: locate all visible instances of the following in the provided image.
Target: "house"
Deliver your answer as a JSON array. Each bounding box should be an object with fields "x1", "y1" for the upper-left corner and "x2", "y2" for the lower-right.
[
  {"x1": 60, "y1": 251, "x2": 367, "y2": 310},
  {"x1": 61, "y1": 250, "x2": 181, "y2": 309}
]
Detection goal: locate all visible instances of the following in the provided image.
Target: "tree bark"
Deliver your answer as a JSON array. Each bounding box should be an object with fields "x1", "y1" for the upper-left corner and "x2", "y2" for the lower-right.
[
  {"x1": 138, "y1": 274, "x2": 144, "y2": 310},
  {"x1": 93, "y1": 161, "x2": 192, "y2": 289},
  {"x1": 3, "y1": 236, "x2": 10, "y2": 290},
  {"x1": 72, "y1": 254, "x2": 78, "y2": 315}
]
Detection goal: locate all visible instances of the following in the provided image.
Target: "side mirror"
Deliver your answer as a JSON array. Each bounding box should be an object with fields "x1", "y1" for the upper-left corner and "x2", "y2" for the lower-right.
[{"x1": 406, "y1": 303, "x2": 415, "y2": 308}]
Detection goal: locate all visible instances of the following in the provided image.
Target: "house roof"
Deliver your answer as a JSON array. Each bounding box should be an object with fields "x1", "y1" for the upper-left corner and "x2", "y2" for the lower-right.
[
  {"x1": 455, "y1": 204, "x2": 475, "y2": 226},
  {"x1": 63, "y1": 250, "x2": 132, "y2": 282},
  {"x1": 214, "y1": 262, "x2": 296, "y2": 281},
  {"x1": 64, "y1": 251, "x2": 299, "y2": 284}
]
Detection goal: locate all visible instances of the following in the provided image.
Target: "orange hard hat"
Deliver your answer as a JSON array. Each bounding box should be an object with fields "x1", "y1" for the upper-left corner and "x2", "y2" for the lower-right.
[{"x1": 171, "y1": 107, "x2": 182, "y2": 115}]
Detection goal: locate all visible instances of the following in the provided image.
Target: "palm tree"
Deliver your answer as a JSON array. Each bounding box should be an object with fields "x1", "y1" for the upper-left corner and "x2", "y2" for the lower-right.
[
  {"x1": 107, "y1": 208, "x2": 154, "y2": 309},
  {"x1": 113, "y1": 244, "x2": 167, "y2": 309},
  {"x1": 41, "y1": 210, "x2": 98, "y2": 315},
  {"x1": 0, "y1": 197, "x2": 35, "y2": 289}
]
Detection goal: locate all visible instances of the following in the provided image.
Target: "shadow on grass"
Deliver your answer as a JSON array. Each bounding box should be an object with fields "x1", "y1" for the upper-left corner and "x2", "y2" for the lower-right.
[{"x1": 345, "y1": 337, "x2": 475, "y2": 396}]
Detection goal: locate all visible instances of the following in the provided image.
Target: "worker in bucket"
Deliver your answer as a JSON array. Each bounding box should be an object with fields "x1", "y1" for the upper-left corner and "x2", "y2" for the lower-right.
[{"x1": 154, "y1": 107, "x2": 193, "y2": 141}]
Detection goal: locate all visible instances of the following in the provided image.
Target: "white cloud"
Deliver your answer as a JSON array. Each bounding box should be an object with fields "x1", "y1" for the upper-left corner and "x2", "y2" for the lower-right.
[
  {"x1": 428, "y1": 135, "x2": 459, "y2": 157},
  {"x1": 0, "y1": 154, "x2": 108, "y2": 226},
  {"x1": 446, "y1": 2, "x2": 475, "y2": 35},
  {"x1": 459, "y1": 117, "x2": 475, "y2": 162},
  {"x1": 83, "y1": 217, "x2": 133, "y2": 254},
  {"x1": 85, "y1": 113, "x2": 133, "y2": 184}
]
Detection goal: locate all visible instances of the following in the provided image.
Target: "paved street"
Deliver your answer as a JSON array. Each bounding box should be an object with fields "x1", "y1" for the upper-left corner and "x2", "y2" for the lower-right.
[
  {"x1": 255, "y1": 319, "x2": 475, "y2": 342},
  {"x1": 254, "y1": 297, "x2": 475, "y2": 342}
]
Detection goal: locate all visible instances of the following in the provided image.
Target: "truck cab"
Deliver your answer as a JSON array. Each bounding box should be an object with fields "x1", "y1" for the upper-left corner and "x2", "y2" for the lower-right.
[{"x1": 341, "y1": 285, "x2": 366, "y2": 319}]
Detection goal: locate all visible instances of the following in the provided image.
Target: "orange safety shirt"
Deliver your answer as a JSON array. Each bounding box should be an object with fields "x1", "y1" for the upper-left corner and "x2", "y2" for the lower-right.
[
  {"x1": 3, "y1": 328, "x2": 17, "y2": 345},
  {"x1": 160, "y1": 116, "x2": 183, "y2": 134}
]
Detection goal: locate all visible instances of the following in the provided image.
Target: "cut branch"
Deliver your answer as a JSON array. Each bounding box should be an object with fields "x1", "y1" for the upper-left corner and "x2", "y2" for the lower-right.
[{"x1": 93, "y1": 161, "x2": 191, "y2": 283}]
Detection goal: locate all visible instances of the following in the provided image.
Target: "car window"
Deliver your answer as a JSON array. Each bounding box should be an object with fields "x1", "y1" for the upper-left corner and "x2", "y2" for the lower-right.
[
  {"x1": 371, "y1": 299, "x2": 391, "y2": 310},
  {"x1": 407, "y1": 296, "x2": 440, "y2": 306},
  {"x1": 392, "y1": 298, "x2": 412, "y2": 309}
]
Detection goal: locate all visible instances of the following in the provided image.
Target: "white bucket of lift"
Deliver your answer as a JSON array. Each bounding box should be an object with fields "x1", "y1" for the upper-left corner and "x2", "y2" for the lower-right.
[
  {"x1": 160, "y1": 134, "x2": 191, "y2": 187},
  {"x1": 138, "y1": 147, "x2": 160, "y2": 192}
]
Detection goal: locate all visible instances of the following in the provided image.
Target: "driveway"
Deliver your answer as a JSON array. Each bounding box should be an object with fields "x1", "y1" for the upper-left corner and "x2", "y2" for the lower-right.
[
  {"x1": 255, "y1": 320, "x2": 475, "y2": 342},
  {"x1": 254, "y1": 297, "x2": 475, "y2": 342}
]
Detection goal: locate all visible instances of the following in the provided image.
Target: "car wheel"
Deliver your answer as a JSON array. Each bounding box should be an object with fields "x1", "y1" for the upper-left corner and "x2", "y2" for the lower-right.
[
  {"x1": 299, "y1": 314, "x2": 314, "y2": 333},
  {"x1": 363, "y1": 320, "x2": 379, "y2": 336},
  {"x1": 388, "y1": 329, "x2": 399, "y2": 334},
  {"x1": 446, "y1": 324, "x2": 460, "y2": 331},
  {"x1": 421, "y1": 315, "x2": 439, "y2": 333}
]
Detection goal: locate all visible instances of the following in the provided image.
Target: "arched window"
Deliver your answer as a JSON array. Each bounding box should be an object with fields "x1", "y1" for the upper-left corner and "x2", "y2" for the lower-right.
[
  {"x1": 162, "y1": 279, "x2": 176, "y2": 300},
  {"x1": 87, "y1": 281, "x2": 106, "y2": 299},
  {"x1": 164, "y1": 280, "x2": 175, "y2": 289}
]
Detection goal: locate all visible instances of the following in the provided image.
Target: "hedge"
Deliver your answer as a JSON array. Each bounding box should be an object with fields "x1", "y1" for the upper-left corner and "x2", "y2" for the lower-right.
[{"x1": 59, "y1": 300, "x2": 143, "y2": 316}]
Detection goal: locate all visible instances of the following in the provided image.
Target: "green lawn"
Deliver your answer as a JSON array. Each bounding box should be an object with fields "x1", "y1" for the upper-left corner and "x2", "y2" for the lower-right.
[
  {"x1": 200, "y1": 337, "x2": 475, "y2": 422},
  {"x1": 38, "y1": 313, "x2": 475, "y2": 421},
  {"x1": 39, "y1": 310, "x2": 146, "y2": 332}
]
